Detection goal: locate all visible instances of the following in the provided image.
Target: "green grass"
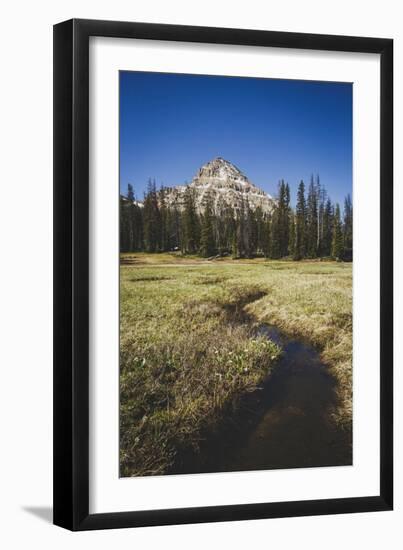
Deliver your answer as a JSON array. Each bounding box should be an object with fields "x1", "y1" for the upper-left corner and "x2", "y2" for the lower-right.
[{"x1": 120, "y1": 254, "x2": 352, "y2": 476}]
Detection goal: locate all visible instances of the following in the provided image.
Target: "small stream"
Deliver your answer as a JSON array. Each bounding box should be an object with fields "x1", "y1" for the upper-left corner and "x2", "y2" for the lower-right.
[{"x1": 170, "y1": 324, "x2": 352, "y2": 474}]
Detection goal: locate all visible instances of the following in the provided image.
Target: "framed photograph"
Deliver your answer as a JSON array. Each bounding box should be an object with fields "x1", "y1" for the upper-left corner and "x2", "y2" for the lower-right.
[{"x1": 53, "y1": 19, "x2": 393, "y2": 530}]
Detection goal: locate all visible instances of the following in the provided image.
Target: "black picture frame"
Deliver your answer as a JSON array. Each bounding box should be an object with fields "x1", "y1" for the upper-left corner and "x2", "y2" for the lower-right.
[{"x1": 53, "y1": 18, "x2": 393, "y2": 531}]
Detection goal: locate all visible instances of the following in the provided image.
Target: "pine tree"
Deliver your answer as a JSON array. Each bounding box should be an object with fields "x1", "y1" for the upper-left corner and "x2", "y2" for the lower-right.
[
  {"x1": 331, "y1": 203, "x2": 344, "y2": 259},
  {"x1": 239, "y1": 197, "x2": 247, "y2": 258},
  {"x1": 343, "y1": 194, "x2": 353, "y2": 261},
  {"x1": 123, "y1": 183, "x2": 143, "y2": 252},
  {"x1": 120, "y1": 195, "x2": 130, "y2": 252},
  {"x1": 132, "y1": 203, "x2": 143, "y2": 251},
  {"x1": 127, "y1": 184, "x2": 135, "y2": 251},
  {"x1": 200, "y1": 195, "x2": 216, "y2": 257},
  {"x1": 289, "y1": 210, "x2": 296, "y2": 258},
  {"x1": 214, "y1": 197, "x2": 225, "y2": 254},
  {"x1": 270, "y1": 206, "x2": 281, "y2": 259},
  {"x1": 255, "y1": 207, "x2": 266, "y2": 255},
  {"x1": 306, "y1": 176, "x2": 318, "y2": 257},
  {"x1": 181, "y1": 187, "x2": 200, "y2": 253},
  {"x1": 284, "y1": 183, "x2": 291, "y2": 256},
  {"x1": 271, "y1": 181, "x2": 289, "y2": 258},
  {"x1": 170, "y1": 206, "x2": 181, "y2": 250},
  {"x1": 232, "y1": 220, "x2": 239, "y2": 259},
  {"x1": 235, "y1": 196, "x2": 248, "y2": 258},
  {"x1": 223, "y1": 204, "x2": 236, "y2": 254},
  {"x1": 294, "y1": 180, "x2": 306, "y2": 260},
  {"x1": 244, "y1": 200, "x2": 254, "y2": 257},
  {"x1": 159, "y1": 185, "x2": 168, "y2": 251},
  {"x1": 119, "y1": 173, "x2": 348, "y2": 262},
  {"x1": 143, "y1": 179, "x2": 161, "y2": 252},
  {"x1": 316, "y1": 175, "x2": 326, "y2": 256},
  {"x1": 322, "y1": 198, "x2": 333, "y2": 257},
  {"x1": 263, "y1": 217, "x2": 272, "y2": 258},
  {"x1": 127, "y1": 183, "x2": 135, "y2": 201}
]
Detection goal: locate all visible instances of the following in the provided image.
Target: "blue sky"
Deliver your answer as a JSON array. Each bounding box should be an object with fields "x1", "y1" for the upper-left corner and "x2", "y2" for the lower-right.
[{"x1": 120, "y1": 71, "x2": 352, "y2": 206}]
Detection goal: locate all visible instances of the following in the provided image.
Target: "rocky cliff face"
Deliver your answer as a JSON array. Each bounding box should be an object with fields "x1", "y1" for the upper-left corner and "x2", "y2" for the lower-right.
[{"x1": 162, "y1": 157, "x2": 274, "y2": 215}]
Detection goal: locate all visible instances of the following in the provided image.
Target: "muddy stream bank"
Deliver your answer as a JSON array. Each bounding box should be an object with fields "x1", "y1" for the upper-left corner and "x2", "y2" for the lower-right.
[{"x1": 170, "y1": 324, "x2": 352, "y2": 475}]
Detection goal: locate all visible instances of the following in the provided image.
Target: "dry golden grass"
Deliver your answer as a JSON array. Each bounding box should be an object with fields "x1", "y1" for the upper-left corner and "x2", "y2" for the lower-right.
[
  {"x1": 120, "y1": 255, "x2": 352, "y2": 476},
  {"x1": 245, "y1": 262, "x2": 352, "y2": 427}
]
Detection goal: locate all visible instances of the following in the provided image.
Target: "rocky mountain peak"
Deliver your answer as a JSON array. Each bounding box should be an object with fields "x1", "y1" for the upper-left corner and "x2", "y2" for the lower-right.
[
  {"x1": 193, "y1": 157, "x2": 248, "y2": 187},
  {"x1": 161, "y1": 158, "x2": 275, "y2": 215}
]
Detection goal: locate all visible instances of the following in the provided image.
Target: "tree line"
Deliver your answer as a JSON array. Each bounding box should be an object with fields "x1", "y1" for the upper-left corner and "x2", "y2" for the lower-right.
[{"x1": 120, "y1": 177, "x2": 353, "y2": 261}]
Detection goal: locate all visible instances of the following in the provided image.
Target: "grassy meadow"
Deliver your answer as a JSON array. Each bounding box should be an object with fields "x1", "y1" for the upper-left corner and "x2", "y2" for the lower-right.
[{"x1": 120, "y1": 253, "x2": 352, "y2": 477}]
